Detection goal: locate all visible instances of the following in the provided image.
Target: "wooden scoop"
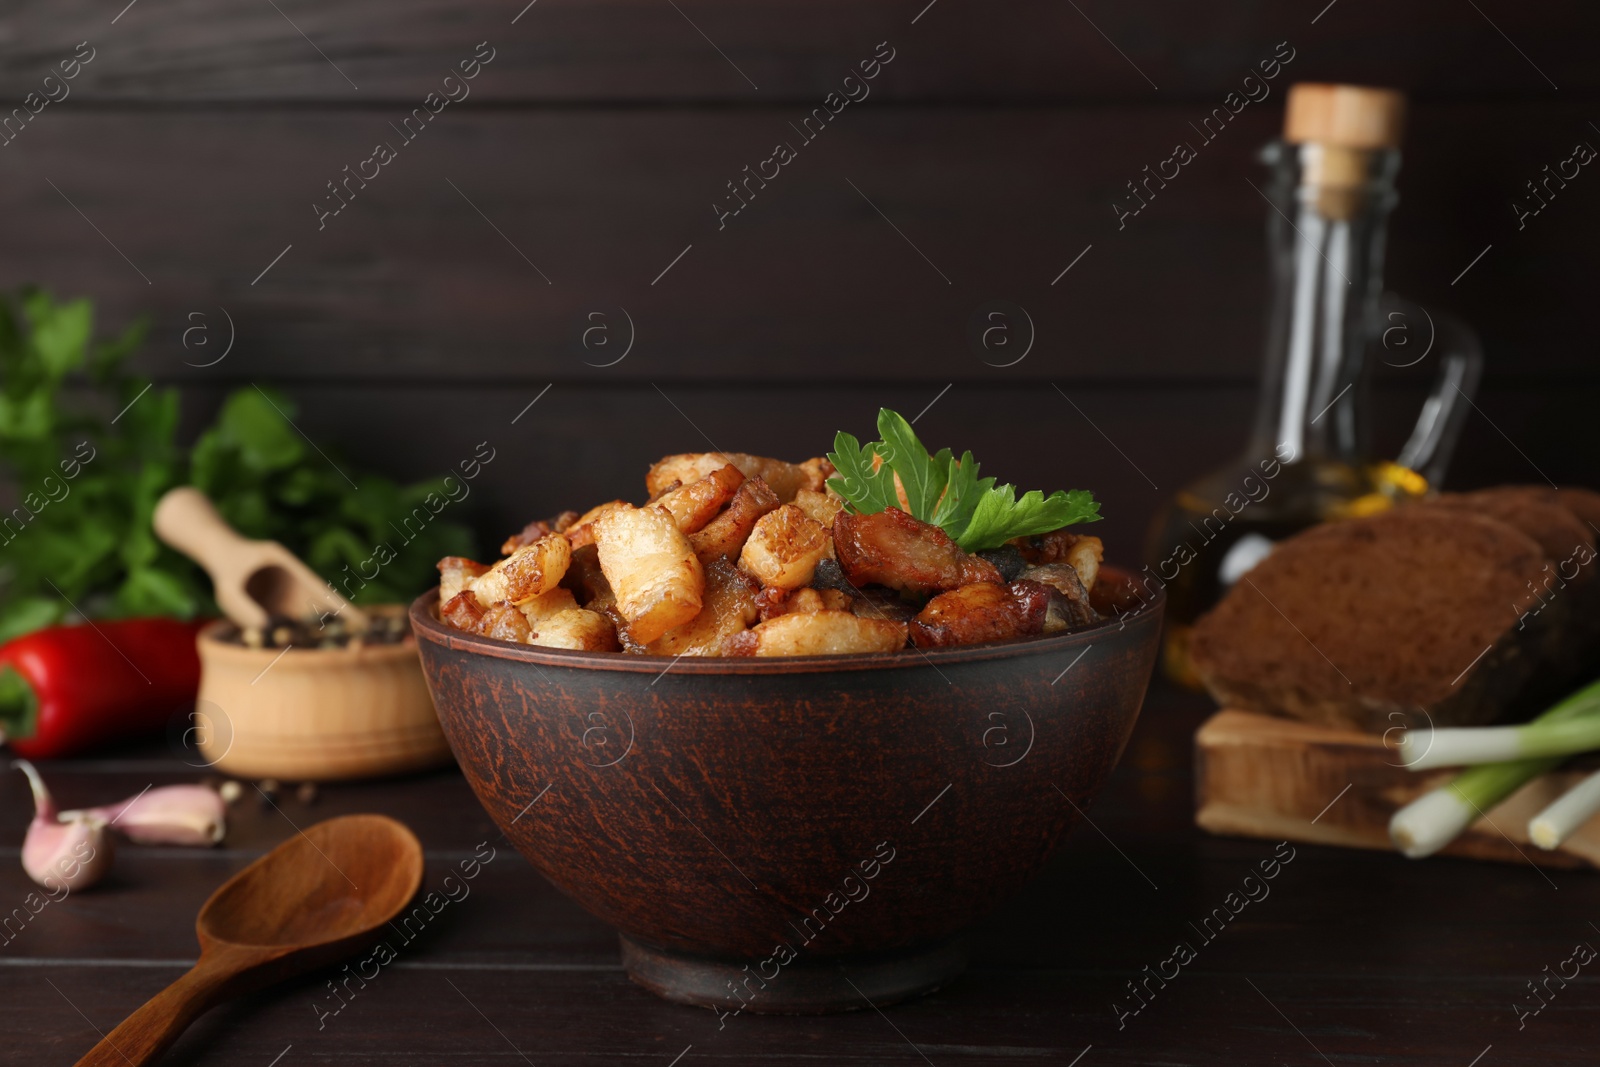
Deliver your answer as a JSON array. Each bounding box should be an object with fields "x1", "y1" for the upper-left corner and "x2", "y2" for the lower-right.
[
  {"x1": 153, "y1": 486, "x2": 368, "y2": 632},
  {"x1": 73, "y1": 814, "x2": 424, "y2": 1067}
]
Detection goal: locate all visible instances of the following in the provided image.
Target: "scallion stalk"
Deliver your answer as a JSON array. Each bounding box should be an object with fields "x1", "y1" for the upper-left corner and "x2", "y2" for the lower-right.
[
  {"x1": 1388, "y1": 679, "x2": 1600, "y2": 858},
  {"x1": 1528, "y1": 768, "x2": 1600, "y2": 850},
  {"x1": 1389, "y1": 755, "x2": 1558, "y2": 859},
  {"x1": 1396, "y1": 679, "x2": 1600, "y2": 770}
]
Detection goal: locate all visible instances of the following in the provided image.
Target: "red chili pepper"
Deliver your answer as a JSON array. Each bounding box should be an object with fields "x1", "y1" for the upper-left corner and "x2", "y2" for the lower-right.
[{"x1": 0, "y1": 617, "x2": 206, "y2": 760}]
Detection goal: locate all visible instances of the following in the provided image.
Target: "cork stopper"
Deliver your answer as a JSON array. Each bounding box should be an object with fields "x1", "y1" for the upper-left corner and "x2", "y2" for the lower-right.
[
  {"x1": 1283, "y1": 84, "x2": 1405, "y2": 220},
  {"x1": 1284, "y1": 83, "x2": 1406, "y2": 149}
]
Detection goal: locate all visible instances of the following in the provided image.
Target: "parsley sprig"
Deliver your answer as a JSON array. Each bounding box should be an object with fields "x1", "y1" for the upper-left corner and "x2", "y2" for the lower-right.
[
  {"x1": 826, "y1": 408, "x2": 1100, "y2": 552},
  {"x1": 0, "y1": 288, "x2": 475, "y2": 642}
]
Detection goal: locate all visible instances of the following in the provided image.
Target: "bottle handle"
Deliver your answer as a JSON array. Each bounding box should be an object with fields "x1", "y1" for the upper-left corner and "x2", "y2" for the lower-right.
[{"x1": 1378, "y1": 293, "x2": 1484, "y2": 487}]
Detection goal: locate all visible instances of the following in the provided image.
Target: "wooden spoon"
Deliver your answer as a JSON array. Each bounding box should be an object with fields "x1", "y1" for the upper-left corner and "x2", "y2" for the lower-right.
[
  {"x1": 72, "y1": 814, "x2": 423, "y2": 1067},
  {"x1": 153, "y1": 486, "x2": 369, "y2": 632}
]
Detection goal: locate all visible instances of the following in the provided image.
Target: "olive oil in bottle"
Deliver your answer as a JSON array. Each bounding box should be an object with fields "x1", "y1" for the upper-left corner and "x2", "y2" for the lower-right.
[{"x1": 1147, "y1": 83, "x2": 1479, "y2": 687}]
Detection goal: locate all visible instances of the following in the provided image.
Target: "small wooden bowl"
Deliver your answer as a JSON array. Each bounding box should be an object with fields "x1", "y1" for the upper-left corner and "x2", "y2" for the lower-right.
[
  {"x1": 414, "y1": 568, "x2": 1163, "y2": 1013},
  {"x1": 195, "y1": 604, "x2": 453, "y2": 780}
]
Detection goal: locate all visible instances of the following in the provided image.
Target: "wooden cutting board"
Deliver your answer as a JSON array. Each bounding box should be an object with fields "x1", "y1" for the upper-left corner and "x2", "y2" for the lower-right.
[{"x1": 1195, "y1": 709, "x2": 1600, "y2": 869}]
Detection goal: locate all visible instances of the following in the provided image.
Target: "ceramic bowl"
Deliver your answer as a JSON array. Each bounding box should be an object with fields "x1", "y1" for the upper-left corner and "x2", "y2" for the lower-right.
[{"x1": 412, "y1": 568, "x2": 1161, "y2": 1013}]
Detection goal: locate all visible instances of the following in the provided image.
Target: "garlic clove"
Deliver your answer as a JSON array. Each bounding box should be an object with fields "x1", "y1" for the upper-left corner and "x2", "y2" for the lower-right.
[
  {"x1": 14, "y1": 760, "x2": 113, "y2": 892},
  {"x1": 13, "y1": 758, "x2": 58, "y2": 821},
  {"x1": 60, "y1": 784, "x2": 226, "y2": 847},
  {"x1": 24, "y1": 815, "x2": 113, "y2": 893}
]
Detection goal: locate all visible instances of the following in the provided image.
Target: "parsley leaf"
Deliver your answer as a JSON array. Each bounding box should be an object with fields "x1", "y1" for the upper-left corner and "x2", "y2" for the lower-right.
[
  {"x1": 958, "y1": 486, "x2": 1101, "y2": 551},
  {"x1": 826, "y1": 408, "x2": 1100, "y2": 552},
  {"x1": 825, "y1": 430, "x2": 900, "y2": 515}
]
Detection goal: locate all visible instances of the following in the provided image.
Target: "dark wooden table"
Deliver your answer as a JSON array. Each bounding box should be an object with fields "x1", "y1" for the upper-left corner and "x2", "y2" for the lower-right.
[{"x1": 6, "y1": 679, "x2": 1593, "y2": 1066}]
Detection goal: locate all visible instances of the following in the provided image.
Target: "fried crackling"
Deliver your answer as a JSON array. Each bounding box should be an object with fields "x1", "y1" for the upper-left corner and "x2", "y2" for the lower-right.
[
  {"x1": 519, "y1": 587, "x2": 579, "y2": 624},
  {"x1": 1019, "y1": 564, "x2": 1100, "y2": 632},
  {"x1": 653, "y1": 464, "x2": 745, "y2": 534},
  {"x1": 560, "y1": 542, "x2": 613, "y2": 608},
  {"x1": 501, "y1": 511, "x2": 581, "y2": 556},
  {"x1": 447, "y1": 587, "x2": 606, "y2": 650},
  {"x1": 439, "y1": 591, "x2": 487, "y2": 632},
  {"x1": 798, "y1": 456, "x2": 835, "y2": 493},
  {"x1": 755, "y1": 585, "x2": 854, "y2": 622},
  {"x1": 908, "y1": 579, "x2": 1051, "y2": 649},
  {"x1": 688, "y1": 477, "x2": 781, "y2": 563},
  {"x1": 604, "y1": 605, "x2": 647, "y2": 654},
  {"x1": 441, "y1": 592, "x2": 530, "y2": 642},
  {"x1": 792, "y1": 489, "x2": 844, "y2": 561},
  {"x1": 723, "y1": 610, "x2": 907, "y2": 657},
  {"x1": 739, "y1": 504, "x2": 831, "y2": 590},
  {"x1": 1010, "y1": 530, "x2": 1102, "y2": 591},
  {"x1": 438, "y1": 557, "x2": 490, "y2": 603},
  {"x1": 530, "y1": 608, "x2": 620, "y2": 651},
  {"x1": 565, "y1": 500, "x2": 629, "y2": 550},
  {"x1": 467, "y1": 534, "x2": 572, "y2": 606},
  {"x1": 593, "y1": 505, "x2": 706, "y2": 645},
  {"x1": 479, "y1": 603, "x2": 534, "y2": 643},
  {"x1": 792, "y1": 488, "x2": 844, "y2": 531},
  {"x1": 833, "y1": 508, "x2": 1003, "y2": 594},
  {"x1": 808, "y1": 556, "x2": 916, "y2": 622},
  {"x1": 648, "y1": 559, "x2": 761, "y2": 656},
  {"x1": 646, "y1": 453, "x2": 819, "y2": 504}
]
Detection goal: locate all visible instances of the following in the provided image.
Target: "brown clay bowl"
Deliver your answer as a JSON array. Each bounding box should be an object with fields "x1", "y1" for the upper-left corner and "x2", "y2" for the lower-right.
[{"x1": 411, "y1": 567, "x2": 1162, "y2": 1014}]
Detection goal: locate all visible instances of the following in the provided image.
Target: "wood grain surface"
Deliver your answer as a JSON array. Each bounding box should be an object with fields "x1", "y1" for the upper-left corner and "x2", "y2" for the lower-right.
[
  {"x1": 0, "y1": 0, "x2": 1592, "y2": 563},
  {"x1": 1, "y1": 0, "x2": 1594, "y2": 102},
  {"x1": 6, "y1": 680, "x2": 1597, "y2": 1065},
  {"x1": 1, "y1": 105, "x2": 1594, "y2": 386},
  {"x1": 1196, "y1": 709, "x2": 1600, "y2": 868},
  {"x1": 1, "y1": 3, "x2": 1597, "y2": 1058}
]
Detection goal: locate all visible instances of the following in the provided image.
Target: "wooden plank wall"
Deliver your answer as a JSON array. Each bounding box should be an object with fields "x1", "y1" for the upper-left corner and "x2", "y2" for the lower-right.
[{"x1": 1, "y1": 0, "x2": 1595, "y2": 560}]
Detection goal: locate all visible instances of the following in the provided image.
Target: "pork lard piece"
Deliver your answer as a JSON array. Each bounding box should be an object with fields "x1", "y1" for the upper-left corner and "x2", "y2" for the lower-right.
[
  {"x1": 833, "y1": 508, "x2": 1002, "y2": 594},
  {"x1": 688, "y1": 477, "x2": 781, "y2": 563},
  {"x1": 1019, "y1": 563, "x2": 1100, "y2": 632},
  {"x1": 1010, "y1": 530, "x2": 1102, "y2": 590},
  {"x1": 740, "y1": 505, "x2": 830, "y2": 590},
  {"x1": 646, "y1": 453, "x2": 827, "y2": 504},
  {"x1": 593, "y1": 505, "x2": 705, "y2": 645},
  {"x1": 501, "y1": 511, "x2": 580, "y2": 556},
  {"x1": 723, "y1": 610, "x2": 907, "y2": 656},
  {"x1": 909, "y1": 579, "x2": 1052, "y2": 649},
  {"x1": 653, "y1": 464, "x2": 745, "y2": 534}
]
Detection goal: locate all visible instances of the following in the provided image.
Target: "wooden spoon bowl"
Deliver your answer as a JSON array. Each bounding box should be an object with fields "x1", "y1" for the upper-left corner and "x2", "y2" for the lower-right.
[{"x1": 73, "y1": 814, "x2": 423, "y2": 1067}]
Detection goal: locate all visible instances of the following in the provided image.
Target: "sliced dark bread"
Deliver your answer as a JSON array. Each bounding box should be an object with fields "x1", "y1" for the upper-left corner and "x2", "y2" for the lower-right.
[
  {"x1": 1426, "y1": 486, "x2": 1600, "y2": 681},
  {"x1": 1190, "y1": 508, "x2": 1557, "y2": 732},
  {"x1": 1423, "y1": 487, "x2": 1595, "y2": 574},
  {"x1": 1547, "y1": 485, "x2": 1600, "y2": 663},
  {"x1": 1556, "y1": 486, "x2": 1600, "y2": 539}
]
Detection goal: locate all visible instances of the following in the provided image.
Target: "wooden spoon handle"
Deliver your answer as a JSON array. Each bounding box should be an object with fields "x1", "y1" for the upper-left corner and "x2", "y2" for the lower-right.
[
  {"x1": 153, "y1": 487, "x2": 256, "y2": 580},
  {"x1": 72, "y1": 955, "x2": 244, "y2": 1067},
  {"x1": 153, "y1": 485, "x2": 371, "y2": 632}
]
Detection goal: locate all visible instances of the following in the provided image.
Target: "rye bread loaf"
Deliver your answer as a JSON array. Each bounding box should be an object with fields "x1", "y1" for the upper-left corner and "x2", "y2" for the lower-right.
[
  {"x1": 1556, "y1": 486, "x2": 1600, "y2": 535},
  {"x1": 1423, "y1": 487, "x2": 1595, "y2": 568},
  {"x1": 1189, "y1": 508, "x2": 1564, "y2": 733},
  {"x1": 1430, "y1": 486, "x2": 1600, "y2": 679}
]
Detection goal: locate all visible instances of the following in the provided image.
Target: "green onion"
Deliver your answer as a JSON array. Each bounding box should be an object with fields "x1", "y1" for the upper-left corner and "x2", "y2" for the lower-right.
[
  {"x1": 1388, "y1": 679, "x2": 1600, "y2": 859},
  {"x1": 1389, "y1": 756, "x2": 1559, "y2": 858},
  {"x1": 1396, "y1": 679, "x2": 1600, "y2": 770},
  {"x1": 1528, "y1": 768, "x2": 1600, "y2": 850}
]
